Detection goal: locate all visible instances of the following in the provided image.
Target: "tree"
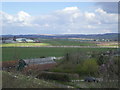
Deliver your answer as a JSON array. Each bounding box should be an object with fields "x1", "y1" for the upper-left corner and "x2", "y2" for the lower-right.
[
  {"x1": 97, "y1": 54, "x2": 104, "y2": 65},
  {"x1": 13, "y1": 36, "x2": 16, "y2": 41},
  {"x1": 80, "y1": 58, "x2": 99, "y2": 76},
  {"x1": 99, "y1": 55, "x2": 119, "y2": 88}
]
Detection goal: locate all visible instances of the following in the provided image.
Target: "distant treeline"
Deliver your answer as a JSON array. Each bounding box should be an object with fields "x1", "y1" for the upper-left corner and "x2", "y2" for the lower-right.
[{"x1": 1, "y1": 33, "x2": 119, "y2": 41}]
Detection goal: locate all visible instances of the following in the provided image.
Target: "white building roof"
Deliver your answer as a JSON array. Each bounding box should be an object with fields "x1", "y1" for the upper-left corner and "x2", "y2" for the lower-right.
[{"x1": 24, "y1": 57, "x2": 56, "y2": 65}]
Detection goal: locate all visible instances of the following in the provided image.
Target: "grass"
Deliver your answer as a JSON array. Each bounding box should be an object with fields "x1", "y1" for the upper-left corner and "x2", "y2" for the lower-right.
[
  {"x1": 2, "y1": 43, "x2": 51, "y2": 47},
  {"x1": 40, "y1": 39, "x2": 97, "y2": 46},
  {"x1": 2, "y1": 69, "x2": 118, "y2": 88},
  {"x1": 2, "y1": 47, "x2": 116, "y2": 61},
  {"x1": 66, "y1": 81, "x2": 102, "y2": 88},
  {"x1": 3, "y1": 70, "x2": 101, "y2": 88},
  {"x1": 1, "y1": 39, "x2": 97, "y2": 47},
  {"x1": 2, "y1": 71, "x2": 69, "y2": 88}
]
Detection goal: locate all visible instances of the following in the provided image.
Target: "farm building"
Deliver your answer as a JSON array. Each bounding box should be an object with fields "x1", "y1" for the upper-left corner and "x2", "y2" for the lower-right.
[
  {"x1": 2, "y1": 39, "x2": 16, "y2": 43},
  {"x1": 24, "y1": 57, "x2": 56, "y2": 65},
  {"x1": 2, "y1": 57, "x2": 57, "y2": 71},
  {"x1": 16, "y1": 38, "x2": 34, "y2": 43},
  {"x1": 0, "y1": 40, "x2": 2, "y2": 44},
  {"x1": 20, "y1": 57, "x2": 57, "y2": 71},
  {"x1": 2, "y1": 38, "x2": 36, "y2": 43}
]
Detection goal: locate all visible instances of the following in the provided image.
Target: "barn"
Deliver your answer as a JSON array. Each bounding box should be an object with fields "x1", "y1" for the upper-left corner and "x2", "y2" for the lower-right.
[{"x1": 24, "y1": 57, "x2": 56, "y2": 65}]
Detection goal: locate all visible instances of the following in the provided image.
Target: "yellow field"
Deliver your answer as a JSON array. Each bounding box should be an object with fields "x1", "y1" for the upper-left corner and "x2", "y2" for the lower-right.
[
  {"x1": 2, "y1": 43, "x2": 51, "y2": 47},
  {"x1": 97, "y1": 42, "x2": 118, "y2": 48}
]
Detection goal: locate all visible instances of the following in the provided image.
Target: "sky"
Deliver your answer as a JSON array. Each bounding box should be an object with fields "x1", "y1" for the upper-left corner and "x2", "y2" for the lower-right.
[{"x1": 0, "y1": 2, "x2": 118, "y2": 35}]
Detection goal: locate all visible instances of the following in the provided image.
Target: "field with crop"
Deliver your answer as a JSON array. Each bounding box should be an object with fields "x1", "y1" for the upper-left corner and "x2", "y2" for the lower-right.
[
  {"x1": 2, "y1": 43, "x2": 51, "y2": 47},
  {"x1": 97, "y1": 42, "x2": 118, "y2": 48},
  {"x1": 40, "y1": 39, "x2": 97, "y2": 46},
  {"x1": 2, "y1": 47, "x2": 116, "y2": 61},
  {"x1": 2, "y1": 39, "x2": 118, "y2": 48},
  {"x1": 1, "y1": 39, "x2": 97, "y2": 47}
]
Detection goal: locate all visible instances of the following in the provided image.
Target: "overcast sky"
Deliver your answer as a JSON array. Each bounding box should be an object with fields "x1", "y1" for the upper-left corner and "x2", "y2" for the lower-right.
[{"x1": 0, "y1": 2, "x2": 118, "y2": 35}]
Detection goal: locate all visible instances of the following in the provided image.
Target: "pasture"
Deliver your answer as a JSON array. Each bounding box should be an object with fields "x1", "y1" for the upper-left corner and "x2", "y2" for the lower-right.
[
  {"x1": 1, "y1": 39, "x2": 97, "y2": 47},
  {"x1": 40, "y1": 39, "x2": 97, "y2": 46},
  {"x1": 2, "y1": 47, "x2": 116, "y2": 61},
  {"x1": 2, "y1": 39, "x2": 118, "y2": 48}
]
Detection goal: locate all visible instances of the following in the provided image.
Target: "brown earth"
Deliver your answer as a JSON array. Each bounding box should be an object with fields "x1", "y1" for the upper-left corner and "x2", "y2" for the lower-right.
[
  {"x1": 23, "y1": 63, "x2": 57, "y2": 72},
  {"x1": 1, "y1": 60, "x2": 57, "y2": 73},
  {"x1": 1, "y1": 60, "x2": 18, "y2": 68}
]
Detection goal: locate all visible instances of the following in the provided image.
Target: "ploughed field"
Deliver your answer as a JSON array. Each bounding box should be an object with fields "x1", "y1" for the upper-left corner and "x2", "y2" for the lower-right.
[{"x1": 2, "y1": 47, "x2": 115, "y2": 61}]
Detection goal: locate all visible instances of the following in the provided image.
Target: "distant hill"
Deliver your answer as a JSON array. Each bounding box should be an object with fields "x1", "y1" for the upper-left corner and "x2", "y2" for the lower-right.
[{"x1": 1, "y1": 33, "x2": 119, "y2": 41}]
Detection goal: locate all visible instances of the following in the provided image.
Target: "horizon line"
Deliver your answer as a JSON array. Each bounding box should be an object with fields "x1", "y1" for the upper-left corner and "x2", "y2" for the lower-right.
[{"x1": 1, "y1": 32, "x2": 119, "y2": 36}]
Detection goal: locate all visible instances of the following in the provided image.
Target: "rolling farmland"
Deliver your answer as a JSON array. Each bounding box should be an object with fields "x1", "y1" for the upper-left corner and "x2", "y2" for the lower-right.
[
  {"x1": 39, "y1": 39, "x2": 97, "y2": 46},
  {"x1": 2, "y1": 47, "x2": 116, "y2": 61}
]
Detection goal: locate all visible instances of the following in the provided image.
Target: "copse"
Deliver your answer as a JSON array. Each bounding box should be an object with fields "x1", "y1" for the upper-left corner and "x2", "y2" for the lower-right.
[{"x1": 64, "y1": 51, "x2": 89, "y2": 64}]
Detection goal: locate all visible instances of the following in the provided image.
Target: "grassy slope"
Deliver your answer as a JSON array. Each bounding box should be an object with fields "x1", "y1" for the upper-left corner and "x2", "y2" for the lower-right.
[
  {"x1": 2, "y1": 71, "x2": 101, "y2": 88},
  {"x1": 2, "y1": 71, "x2": 69, "y2": 88},
  {"x1": 2, "y1": 47, "x2": 115, "y2": 61}
]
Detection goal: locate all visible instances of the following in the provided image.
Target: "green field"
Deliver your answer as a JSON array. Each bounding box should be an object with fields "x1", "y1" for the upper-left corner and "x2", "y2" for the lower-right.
[
  {"x1": 40, "y1": 39, "x2": 97, "y2": 46},
  {"x1": 2, "y1": 43, "x2": 51, "y2": 47},
  {"x1": 2, "y1": 47, "x2": 115, "y2": 61},
  {"x1": 1, "y1": 39, "x2": 97, "y2": 47}
]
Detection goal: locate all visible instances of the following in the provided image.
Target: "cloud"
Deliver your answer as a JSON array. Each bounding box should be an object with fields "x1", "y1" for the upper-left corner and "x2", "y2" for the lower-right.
[
  {"x1": 95, "y1": 8, "x2": 118, "y2": 24},
  {"x1": 2, "y1": 0, "x2": 119, "y2": 2},
  {"x1": 0, "y1": 11, "x2": 34, "y2": 27},
  {"x1": 95, "y1": 2, "x2": 118, "y2": 13},
  {"x1": 1, "y1": 7, "x2": 118, "y2": 35},
  {"x1": 62, "y1": 7, "x2": 79, "y2": 12}
]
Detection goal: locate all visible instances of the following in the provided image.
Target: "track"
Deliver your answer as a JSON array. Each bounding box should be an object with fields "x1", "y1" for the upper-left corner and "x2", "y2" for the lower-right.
[{"x1": 13, "y1": 45, "x2": 118, "y2": 48}]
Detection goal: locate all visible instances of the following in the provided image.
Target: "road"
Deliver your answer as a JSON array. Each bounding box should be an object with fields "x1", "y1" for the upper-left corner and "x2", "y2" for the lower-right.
[{"x1": 14, "y1": 45, "x2": 118, "y2": 48}]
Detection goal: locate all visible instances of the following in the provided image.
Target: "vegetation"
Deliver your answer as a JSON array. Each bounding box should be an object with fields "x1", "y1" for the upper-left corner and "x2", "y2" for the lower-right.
[
  {"x1": 77, "y1": 58, "x2": 99, "y2": 76},
  {"x1": 36, "y1": 72, "x2": 70, "y2": 82},
  {"x1": 98, "y1": 55, "x2": 119, "y2": 88},
  {"x1": 2, "y1": 47, "x2": 115, "y2": 61},
  {"x1": 1, "y1": 34, "x2": 119, "y2": 88},
  {"x1": 51, "y1": 49, "x2": 119, "y2": 77},
  {"x1": 2, "y1": 40, "x2": 119, "y2": 88},
  {"x1": 2, "y1": 43, "x2": 51, "y2": 47},
  {"x1": 2, "y1": 71, "x2": 72, "y2": 88},
  {"x1": 2, "y1": 48, "x2": 119, "y2": 88},
  {"x1": 40, "y1": 39, "x2": 97, "y2": 46}
]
